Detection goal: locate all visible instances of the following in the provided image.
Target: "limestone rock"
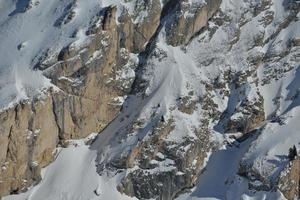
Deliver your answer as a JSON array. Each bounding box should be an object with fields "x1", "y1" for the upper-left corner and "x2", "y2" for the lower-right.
[{"x1": 0, "y1": 96, "x2": 59, "y2": 196}]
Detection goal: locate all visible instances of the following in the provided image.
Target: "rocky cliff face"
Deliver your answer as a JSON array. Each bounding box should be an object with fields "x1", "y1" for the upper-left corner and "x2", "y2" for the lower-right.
[
  {"x1": 0, "y1": 0, "x2": 221, "y2": 197},
  {"x1": 0, "y1": 4, "x2": 129, "y2": 196},
  {"x1": 0, "y1": 95, "x2": 58, "y2": 195},
  {"x1": 0, "y1": 0, "x2": 300, "y2": 200}
]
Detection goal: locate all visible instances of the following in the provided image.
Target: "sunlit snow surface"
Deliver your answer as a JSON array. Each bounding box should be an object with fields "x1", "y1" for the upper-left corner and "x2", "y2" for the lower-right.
[
  {"x1": 0, "y1": 0, "x2": 104, "y2": 110},
  {"x1": 3, "y1": 135, "x2": 138, "y2": 200},
  {"x1": 2, "y1": 0, "x2": 300, "y2": 199}
]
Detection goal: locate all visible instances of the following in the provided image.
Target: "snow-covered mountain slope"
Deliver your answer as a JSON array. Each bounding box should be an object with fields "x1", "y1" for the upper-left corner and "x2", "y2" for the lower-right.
[
  {"x1": 1, "y1": 0, "x2": 300, "y2": 199},
  {"x1": 0, "y1": 0, "x2": 99, "y2": 109}
]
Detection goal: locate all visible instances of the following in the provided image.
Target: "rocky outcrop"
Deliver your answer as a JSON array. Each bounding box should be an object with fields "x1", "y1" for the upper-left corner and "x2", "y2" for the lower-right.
[
  {"x1": 47, "y1": 6, "x2": 130, "y2": 140},
  {"x1": 226, "y1": 94, "x2": 265, "y2": 134},
  {"x1": 118, "y1": 0, "x2": 162, "y2": 52},
  {"x1": 117, "y1": 119, "x2": 212, "y2": 200},
  {"x1": 278, "y1": 158, "x2": 300, "y2": 200},
  {"x1": 0, "y1": 95, "x2": 59, "y2": 195},
  {"x1": 165, "y1": 0, "x2": 221, "y2": 46}
]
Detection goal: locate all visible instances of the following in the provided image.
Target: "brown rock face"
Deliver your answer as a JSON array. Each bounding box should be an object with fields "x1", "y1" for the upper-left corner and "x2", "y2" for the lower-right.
[
  {"x1": 0, "y1": 96, "x2": 59, "y2": 195},
  {"x1": 279, "y1": 158, "x2": 300, "y2": 200},
  {"x1": 165, "y1": 0, "x2": 221, "y2": 46},
  {"x1": 118, "y1": 0, "x2": 162, "y2": 52}
]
